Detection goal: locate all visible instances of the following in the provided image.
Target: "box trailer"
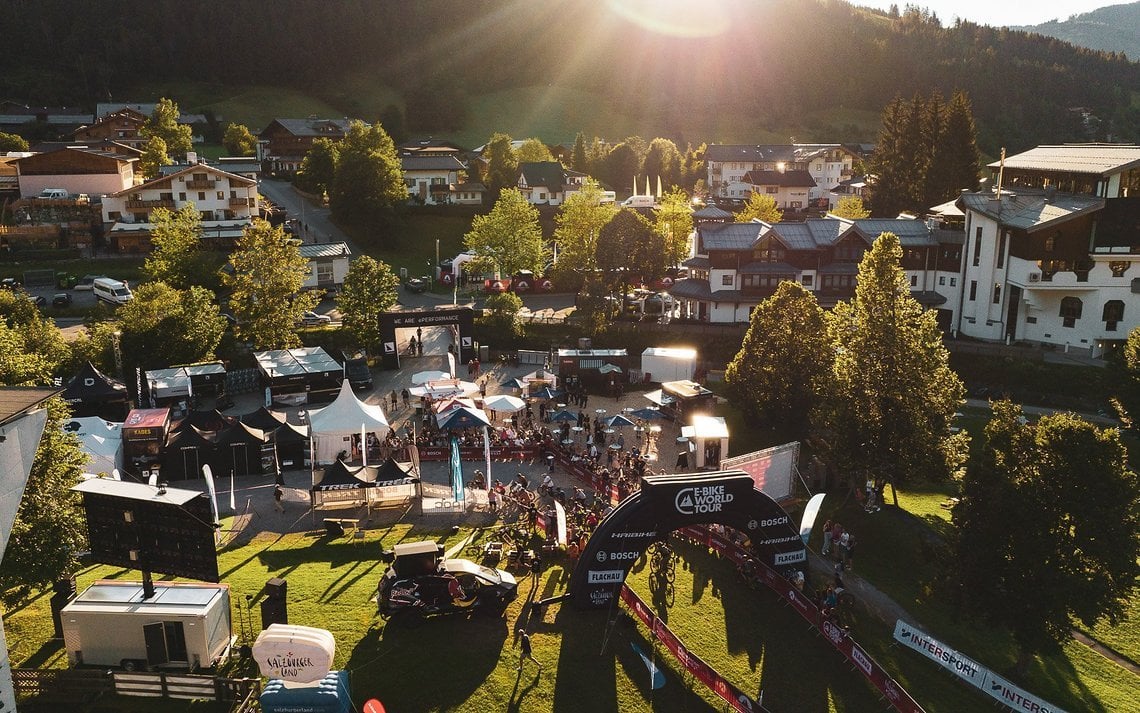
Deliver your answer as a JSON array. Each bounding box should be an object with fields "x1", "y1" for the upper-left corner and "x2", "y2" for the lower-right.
[
  {"x1": 61, "y1": 581, "x2": 233, "y2": 671},
  {"x1": 641, "y1": 347, "x2": 697, "y2": 384}
]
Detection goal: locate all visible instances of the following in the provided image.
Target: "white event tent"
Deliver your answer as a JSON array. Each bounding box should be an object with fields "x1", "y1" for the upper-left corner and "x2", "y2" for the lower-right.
[
  {"x1": 306, "y1": 381, "x2": 390, "y2": 464},
  {"x1": 64, "y1": 416, "x2": 123, "y2": 477}
]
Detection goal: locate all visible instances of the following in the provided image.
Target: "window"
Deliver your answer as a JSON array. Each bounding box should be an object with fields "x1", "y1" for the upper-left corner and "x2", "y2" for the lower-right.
[
  {"x1": 753, "y1": 241, "x2": 785, "y2": 263},
  {"x1": 969, "y1": 281, "x2": 977, "y2": 301},
  {"x1": 765, "y1": 186, "x2": 778, "y2": 194},
  {"x1": 721, "y1": 274, "x2": 734, "y2": 286},
  {"x1": 821, "y1": 275, "x2": 856, "y2": 290},
  {"x1": 997, "y1": 232, "x2": 1006, "y2": 269},
  {"x1": 1103, "y1": 300, "x2": 1125, "y2": 331},
  {"x1": 1060, "y1": 296, "x2": 1082, "y2": 328},
  {"x1": 197, "y1": 192, "x2": 206, "y2": 201},
  {"x1": 950, "y1": 278, "x2": 956, "y2": 287},
  {"x1": 801, "y1": 274, "x2": 814, "y2": 287},
  {"x1": 742, "y1": 274, "x2": 792, "y2": 288},
  {"x1": 217, "y1": 191, "x2": 225, "y2": 200},
  {"x1": 179, "y1": 192, "x2": 186, "y2": 201},
  {"x1": 992, "y1": 284, "x2": 1001, "y2": 304},
  {"x1": 1045, "y1": 234, "x2": 1056, "y2": 252},
  {"x1": 938, "y1": 276, "x2": 946, "y2": 286},
  {"x1": 910, "y1": 275, "x2": 917, "y2": 287},
  {"x1": 108, "y1": 211, "x2": 121, "y2": 221},
  {"x1": 316, "y1": 264, "x2": 334, "y2": 285},
  {"x1": 1110, "y1": 261, "x2": 1131, "y2": 277},
  {"x1": 973, "y1": 227, "x2": 982, "y2": 266},
  {"x1": 835, "y1": 241, "x2": 864, "y2": 262},
  {"x1": 160, "y1": 192, "x2": 173, "y2": 201}
]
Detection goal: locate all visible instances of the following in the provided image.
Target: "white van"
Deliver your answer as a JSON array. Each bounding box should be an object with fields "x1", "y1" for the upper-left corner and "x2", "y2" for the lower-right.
[
  {"x1": 93, "y1": 277, "x2": 133, "y2": 305},
  {"x1": 38, "y1": 188, "x2": 68, "y2": 199},
  {"x1": 599, "y1": 191, "x2": 617, "y2": 205},
  {"x1": 620, "y1": 195, "x2": 656, "y2": 208}
]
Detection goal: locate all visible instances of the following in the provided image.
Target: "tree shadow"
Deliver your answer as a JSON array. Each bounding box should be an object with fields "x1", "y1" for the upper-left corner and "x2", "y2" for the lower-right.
[{"x1": 20, "y1": 639, "x2": 63, "y2": 669}]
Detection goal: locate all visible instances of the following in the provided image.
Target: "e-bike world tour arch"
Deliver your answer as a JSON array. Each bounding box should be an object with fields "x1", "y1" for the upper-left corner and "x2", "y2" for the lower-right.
[
  {"x1": 569, "y1": 471, "x2": 805, "y2": 609},
  {"x1": 378, "y1": 306, "x2": 475, "y2": 370}
]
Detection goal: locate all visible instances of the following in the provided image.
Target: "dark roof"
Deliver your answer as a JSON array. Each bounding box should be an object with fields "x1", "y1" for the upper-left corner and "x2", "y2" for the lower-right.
[
  {"x1": 699, "y1": 222, "x2": 764, "y2": 250},
  {"x1": 312, "y1": 460, "x2": 375, "y2": 491},
  {"x1": 668, "y1": 278, "x2": 753, "y2": 303},
  {"x1": 374, "y1": 458, "x2": 417, "y2": 483},
  {"x1": 259, "y1": 118, "x2": 356, "y2": 139},
  {"x1": 705, "y1": 145, "x2": 796, "y2": 163},
  {"x1": 769, "y1": 221, "x2": 843, "y2": 250},
  {"x1": 164, "y1": 424, "x2": 215, "y2": 449},
  {"x1": 912, "y1": 290, "x2": 949, "y2": 306},
  {"x1": 956, "y1": 189, "x2": 1104, "y2": 233},
  {"x1": 240, "y1": 407, "x2": 287, "y2": 432},
  {"x1": 738, "y1": 261, "x2": 798, "y2": 275},
  {"x1": 682, "y1": 256, "x2": 710, "y2": 269},
  {"x1": 272, "y1": 421, "x2": 309, "y2": 444},
  {"x1": 214, "y1": 422, "x2": 268, "y2": 446},
  {"x1": 933, "y1": 228, "x2": 965, "y2": 245},
  {"x1": 173, "y1": 409, "x2": 236, "y2": 434},
  {"x1": 851, "y1": 218, "x2": 938, "y2": 247},
  {"x1": 62, "y1": 362, "x2": 128, "y2": 403},
  {"x1": 741, "y1": 170, "x2": 816, "y2": 188},
  {"x1": 693, "y1": 205, "x2": 732, "y2": 220},
  {"x1": 0, "y1": 387, "x2": 60, "y2": 428},
  {"x1": 401, "y1": 155, "x2": 465, "y2": 171},
  {"x1": 517, "y1": 161, "x2": 580, "y2": 189}
]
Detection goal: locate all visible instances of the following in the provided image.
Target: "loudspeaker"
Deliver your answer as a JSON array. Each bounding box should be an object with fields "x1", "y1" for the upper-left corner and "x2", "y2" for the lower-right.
[
  {"x1": 261, "y1": 596, "x2": 288, "y2": 628},
  {"x1": 54, "y1": 575, "x2": 77, "y2": 598},
  {"x1": 264, "y1": 576, "x2": 287, "y2": 600}
]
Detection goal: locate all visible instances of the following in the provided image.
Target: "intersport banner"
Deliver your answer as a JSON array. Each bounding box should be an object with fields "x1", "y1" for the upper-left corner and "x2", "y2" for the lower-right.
[{"x1": 893, "y1": 621, "x2": 1068, "y2": 713}]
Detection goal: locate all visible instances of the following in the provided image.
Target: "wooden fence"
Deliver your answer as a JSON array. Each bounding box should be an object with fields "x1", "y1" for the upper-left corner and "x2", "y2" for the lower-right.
[{"x1": 13, "y1": 668, "x2": 260, "y2": 708}]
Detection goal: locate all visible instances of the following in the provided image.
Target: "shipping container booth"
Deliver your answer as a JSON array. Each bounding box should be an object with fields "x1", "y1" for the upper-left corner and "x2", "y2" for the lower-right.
[
  {"x1": 121, "y1": 407, "x2": 171, "y2": 476},
  {"x1": 556, "y1": 348, "x2": 629, "y2": 391},
  {"x1": 61, "y1": 581, "x2": 232, "y2": 671},
  {"x1": 643, "y1": 380, "x2": 717, "y2": 422},
  {"x1": 255, "y1": 347, "x2": 344, "y2": 407},
  {"x1": 640, "y1": 347, "x2": 697, "y2": 384}
]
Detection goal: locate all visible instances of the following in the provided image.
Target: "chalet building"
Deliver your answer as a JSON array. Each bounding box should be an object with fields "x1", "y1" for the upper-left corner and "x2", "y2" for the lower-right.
[
  {"x1": 668, "y1": 205, "x2": 962, "y2": 325},
  {"x1": 954, "y1": 144, "x2": 1140, "y2": 356},
  {"x1": 12, "y1": 146, "x2": 136, "y2": 198},
  {"x1": 401, "y1": 155, "x2": 466, "y2": 205},
  {"x1": 95, "y1": 103, "x2": 207, "y2": 125},
  {"x1": 398, "y1": 138, "x2": 466, "y2": 158},
  {"x1": 723, "y1": 169, "x2": 816, "y2": 209},
  {"x1": 0, "y1": 103, "x2": 93, "y2": 136},
  {"x1": 299, "y1": 242, "x2": 352, "y2": 293},
  {"x1": 449, "y1": 182, "x2": 486, "y2": 206},
  {"x1": 517, "y1": 162, "x2": 586, "y2": 205},
  {"x1": 257, "y1": 118, "x2": 357, "y2": 173},
  {"x1": 72, "y1": 107, "x2": 148, "y2": 149},
  {"x1": 101, "y1": 164, "x2": 259, "y2": 253},
  {"x1": 705, "y1": 144, "x2": 856, "y2": 207}
]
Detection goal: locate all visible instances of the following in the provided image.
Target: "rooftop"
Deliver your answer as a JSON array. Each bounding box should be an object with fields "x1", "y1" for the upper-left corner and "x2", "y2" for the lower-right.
[
  {"x1": 990, "y1": 144, "x2": 1140, "y2": 176},
  {"x1": 957, "y1": 189, "x2": 1105, "y2": 232}
]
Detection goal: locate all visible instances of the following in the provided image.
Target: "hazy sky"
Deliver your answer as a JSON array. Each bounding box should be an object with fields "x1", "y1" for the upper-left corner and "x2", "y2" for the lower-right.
[{"x1": 852, "y1": 0, "x2": 1125, "y2": 27}]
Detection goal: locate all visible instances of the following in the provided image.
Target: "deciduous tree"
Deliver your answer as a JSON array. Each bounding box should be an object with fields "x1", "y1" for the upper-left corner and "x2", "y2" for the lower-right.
[
  {"x1": 653, "y1": 188, "x2": 694, "y2": 266},
  {"x1": 483, "y1": 292, "x2": 524, "y2": 337},
  {"x1": 225, "y1": 221, "x2": 318, "y2": 350},
  {"x1": 596, "y1": 209, "x2": 664, "y2": 296},
  {"x1": 138, "y1": 135, "x2": 172, "y2": 180},
  {"x1": 642, "y1": 138, "x2": 682, "y2": 189},
  {"x1": 954, "y1": 401, "x2": 1140, "y2": 671},
  {"x1": 736, "y1": 193, "x2": 783, "y2": 224},
  {"x1": 0, "y1": 131, "x2": 30, "y2": 152},
  {"x1": 599, "y1": 142, "x2": 640, "y2": 195},
  {"x1": 482, "y1": 133, "x2": 518, "y2": 199},
  {"x1": 145, "y1": 204, "x2": 205, "y2": 289},
  {"x1": 818, "y1": 232, "x2": 967, "y2": 496},
  {"x1": 339, "y1": 256, "x2": 400, "y2": 352},
  {"x1": 140, "y1": 97, "x2": 193, "y2": 158},
  {"x1": 463, "y1": 189, "x2": 547, "y2": 278},
  {"x1": 831, "y1": 196, "x2": 871, "y2": 219},
  {"x1": 222, "y1": 122, "x2": 257, "y2": 156},
  {"x1": 115, "y1": 281, "x2": 226, "y2": 371},
  {"x1": 515, "y1": 138, "x2": 554, "y2": 164},
  {"x1": 0, "y1": 397, "x2": 87, "y2": 605},
  {"x1": 725, "y1": 282, "x2": 830, "y2": 439},
  {"x1": 552, "y1": 179, "x2": 617, "y2": 279},
  {"x1": 329, "y1": 121, "x2": 406, "y2": 227},
  {"x1": 298, "y1": 137, "x2": 340, "y2": 197},
  {"x1": 0, "y1": 290, "x2": 70, "y2": 384}
]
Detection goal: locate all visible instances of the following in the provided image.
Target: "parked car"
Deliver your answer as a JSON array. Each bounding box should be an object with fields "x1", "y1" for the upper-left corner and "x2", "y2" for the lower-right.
[
  {"x1": 377, "y1": 541, "x2": 517, "y2": 622},
  {"x1": 342, "y1": 350, "x2": 372, "y2": 390},
  {"x1": 74, "y1": 274, "x2": 104, "y2": 291},
  {"x1": 52, "y1": 293, "x2": 73, "y2": 307},
  {"x1": 297, "y1": 310, "x2": 332, "y2": 327},
  {"x1": 404, "y1": 277, "x2": 428, "y2": 294},
  {"x1": 0, "y1": 277, "x2": 19, "y2": 291}
]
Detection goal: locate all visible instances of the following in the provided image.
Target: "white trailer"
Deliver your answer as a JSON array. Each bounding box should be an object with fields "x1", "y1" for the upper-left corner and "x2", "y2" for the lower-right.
[
  {"x1": 641, "y1": 347, "x2": 697, "y2": 384},
  {"x1": 61, "y1": 581, "x2": 232, "y2": 671}
]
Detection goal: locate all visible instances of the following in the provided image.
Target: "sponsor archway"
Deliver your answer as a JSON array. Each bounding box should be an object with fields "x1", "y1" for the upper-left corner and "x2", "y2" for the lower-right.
[
  {"x1": 569, "y1": 470, "x2": 805, "y2": 609},
  {"x1": 378, "y1": 307, "x2": 475, "y2": 370}
]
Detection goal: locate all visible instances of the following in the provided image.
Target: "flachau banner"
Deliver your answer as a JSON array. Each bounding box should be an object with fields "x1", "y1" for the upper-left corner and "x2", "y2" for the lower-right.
[{"x1": 893, "y1": 621, "x2": 1068, "y2": 713}]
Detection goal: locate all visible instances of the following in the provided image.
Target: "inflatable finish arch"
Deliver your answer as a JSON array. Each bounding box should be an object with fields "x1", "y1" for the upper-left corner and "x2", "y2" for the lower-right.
[{"x1": 569, "y1": 471, "x2": 805, "y2": 609}]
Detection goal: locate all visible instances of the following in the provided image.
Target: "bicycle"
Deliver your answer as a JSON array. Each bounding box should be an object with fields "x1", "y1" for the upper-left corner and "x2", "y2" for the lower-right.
[{"x1": 646, "y1": 540, "x2": 676, "y2": 584}]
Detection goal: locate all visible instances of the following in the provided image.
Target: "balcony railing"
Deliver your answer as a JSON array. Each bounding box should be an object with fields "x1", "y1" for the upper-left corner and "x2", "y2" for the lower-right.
[
  {"x1": 126, "y1": 199, "x2": 174, "y2": 209},
  {"x1": 186, "y1": 179, "x2": 216, "y2": 189},
  {"x1": 229, "y1": 197, "x2": 251, "y2": 207}
]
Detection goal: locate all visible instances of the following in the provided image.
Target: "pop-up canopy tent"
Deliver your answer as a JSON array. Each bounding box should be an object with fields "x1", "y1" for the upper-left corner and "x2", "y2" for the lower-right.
[
  {"x1": 240, "y1": 407, "x2": 288, "y2": 433},
  {"x1": 256, "y1": 347, "x2": 343, "y2": 406},
  {"x1": 310, "y1": 459, "x2": 375, "y2": 511},
  {"x1": 64, "y1": 416, "x2": 123, "y2": 477},
  {"x1": 161, "y1": 424, "x2": 217, "y2": 480},
  {"x1": 62, "y1": 361, "x2": 129, "y2": 420},
  {"x1": 145, "y1": 362, "x2": 228, "y2": 402},
  {"x1": 272, "y1": 422, "x2": 310, "y2": 470},
  {"x1": 174, "y1": 409, "x2": 236, "y2": 435},
  {"x1": 214, "y1": 422, "x2": 274, "y2": 476},
  {"x1": 307, "y1": 381, "x2": 390, "y2": 465}
]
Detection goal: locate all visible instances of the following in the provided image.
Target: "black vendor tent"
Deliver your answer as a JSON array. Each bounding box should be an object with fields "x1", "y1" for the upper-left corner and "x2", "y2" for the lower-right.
[
  {"x1": 161, "y1": 425, "x2": 216, "y2": 480},
  {"x1": 62, "y1": 361, "x2": 129, "y2": 420},
  {"x1": 272, "y1": 422, "x2": 309, "y2": 470},
  {"x1": 373, "y1": 457, "x2": 417, "y2": 485},
  {"x1": 174, "y1": 409, "x2": 237, "y2": 434},
  {"x1": 240, "y1": 407, "x2": 288, "y2": 433},
  {"x1": 214, "y1": 422, "x2": 273, "y2": 476}
]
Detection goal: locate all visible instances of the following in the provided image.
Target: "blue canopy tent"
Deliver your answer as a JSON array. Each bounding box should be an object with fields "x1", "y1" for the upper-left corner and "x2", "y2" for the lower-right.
[
  {"x1": 548, "y1": 409, "x2": 579, "y2": 423},
  {"x1": 629, "y1": 407, "x2": 665, "y2": 420},
  {"x1": 605, "y1": 414, "x2": 637, "y2": 428},
  {"x1": 435, "y1": 406, "x2": 491, "y2": 502}
]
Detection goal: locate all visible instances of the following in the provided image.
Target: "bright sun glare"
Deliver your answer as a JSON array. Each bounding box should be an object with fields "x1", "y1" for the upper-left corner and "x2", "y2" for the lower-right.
[{"x1": 605, "y1": 0, "x2": 731, "y2": 38}]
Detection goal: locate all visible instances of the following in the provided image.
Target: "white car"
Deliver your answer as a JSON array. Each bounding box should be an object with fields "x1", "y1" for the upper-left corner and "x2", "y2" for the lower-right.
[{"x1": 298, "y1": 310, "x2": 332, "y2": 327}]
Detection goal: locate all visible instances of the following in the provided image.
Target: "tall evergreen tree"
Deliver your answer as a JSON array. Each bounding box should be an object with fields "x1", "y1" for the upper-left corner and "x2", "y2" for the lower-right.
[
  {"x1": 725, "y1": 281, "x2": 830, "y2": 439},
  {"x1": 570, "y1": 132, "x2": 589, "y2": 174},
  {"x1": 919, "y1": 90, "x2": 946, "y2": 208},
  {"x1": 868, "y1": 96, "x2": 910, "y2": 217},
  {"x1": 930, "y1": 91, "x2": 981, "y2": 201},
  {"x1": 818, "y1": 232, "x2": 967, "y2": 498}
]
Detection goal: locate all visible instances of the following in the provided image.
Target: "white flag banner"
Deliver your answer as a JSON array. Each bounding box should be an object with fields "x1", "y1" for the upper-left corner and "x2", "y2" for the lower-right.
[
  {"x1": 229, "y1": 469, "x2": 237, "y2": 513},
  {"x1": 447, "y1": 351, "x2": 457, "y2": 378},
  {"x1": 483, "y1": 426, "x2": 492, "y2": 493},
  {"x1": 201, "y1": 464, "x2": 220, "y2": 524},
  {"x1": 553, "y1": 499, "x2": 568, "y2": 547},
  {"x1": 799, "y1": 492, "x2": 826, "y2": 545}
]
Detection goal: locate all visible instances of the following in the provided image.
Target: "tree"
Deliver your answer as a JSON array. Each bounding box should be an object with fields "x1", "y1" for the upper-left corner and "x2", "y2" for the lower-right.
[
  {"x1": 515, "y1": 137, "x2": 554, "y2": 164},
  {"x1": 642, "y1": 138, "x2": 682, "y2": 189},
  {"x1": 681, "y1": 142, "x2": 707, "y2": 191},
  {"x1": 929, "y1": 91, "x2": 981, "y2": 201},
  {"x1": 483, "y1": 291, "x2": 524, "y2": 337},
  {"x1": 552, "y1": 179, "x2": 617, "y2": 279},
  {"x1": 144, "y1": 205, "x2": 205, "y2": 288},
  {"x1": 140, "y1": 97, "x2": 193, "y2": 158},
  {"x1": 596, "y1": 209, "x2": 664, "y2": 296},
  {"x1": 328, "y1": 121, "x2": 406, "y2": 227},
  {"x1": 831, "y1": 196, "x2": 871, "y2": 219},
  {"x1": 819, "y1": 232, "x2": 967, "y2": 497},
  {"x1": 736, "y1": 193, "x2": 783, "y2": 224},
  {"x1": 599, "y1": 142, "x2": 640, "y2": 194},
  {"x1": 725, "y1": 282, "x2": 830, "y2": 439},
  {"x1": 0, "y1": 131, "x2": 29, "y2": 152},
  {"x1": 463, "y1": 189, "x2": 547, "y2": 278},
  {"x1": 222, "y1": 122, "x2": 257, "y2": 156},
  {"x1": 653, "y1": 188, "x2": 694, "y2": 267},
  {"x1": 226, "y1": 220, "x2": 318, "y2": 350},
  {"x1": 297, "y1": 137, "x2": 340, "y2": 197},
  {"x1": 115, "y1": 282, "x2": 226, "y2": 371},
  {"x1": 954, "y1": 401, "x2": 1140, "y2": 671},
  {"x1": 868, "y1": 95, "x2": 917, "y2": 217},
  {"x1": 0, "y1": 290, "x2": 70, "y2": 384},
  {"x1": 482, "y1": 133, "x2": 518, "y2": 199},
  {"x1": 0, "y1": 397, "x2": 87, "y2": 605},
  {"x1": 138, "y1": 135, "x2": 172, "y2": 180},
  {"x1": 339, "y1": 256, "x2": 400, "y2": 352},
  {"x1": 570, "y1": 132, "x2": 589, "y2": 173}
]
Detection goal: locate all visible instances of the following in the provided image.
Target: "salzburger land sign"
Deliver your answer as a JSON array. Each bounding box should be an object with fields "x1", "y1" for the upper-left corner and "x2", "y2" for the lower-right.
[{"x1": 893, "y1": 621, "x2": 1067, "y2": 713}]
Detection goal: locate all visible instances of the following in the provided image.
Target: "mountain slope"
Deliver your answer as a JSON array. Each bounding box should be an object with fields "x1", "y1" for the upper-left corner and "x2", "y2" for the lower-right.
[{"x1": 1016, "y1": 2, "x2": 1140, "y2": 58}]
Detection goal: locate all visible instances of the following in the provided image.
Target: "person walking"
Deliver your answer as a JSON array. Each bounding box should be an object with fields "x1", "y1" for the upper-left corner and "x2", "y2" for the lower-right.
[
  {"x1": 821, "y1": 518, "x2": 833, "y2": 556},
  {"x1": 517, "y1": 630, "x2": 540, "y2": 673},
  {"x1": 273, "y1": 484, "x2": 285, "y2": 512}
]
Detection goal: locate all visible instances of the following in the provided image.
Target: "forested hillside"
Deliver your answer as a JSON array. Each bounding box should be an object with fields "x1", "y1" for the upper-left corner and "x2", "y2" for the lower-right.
[
  {"x1": 4, "y1": 0, "x2": 1139, "y2": 152},
  {"x1": 1017, "y1": 2, "x2": 1140, "y2": 62}
]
